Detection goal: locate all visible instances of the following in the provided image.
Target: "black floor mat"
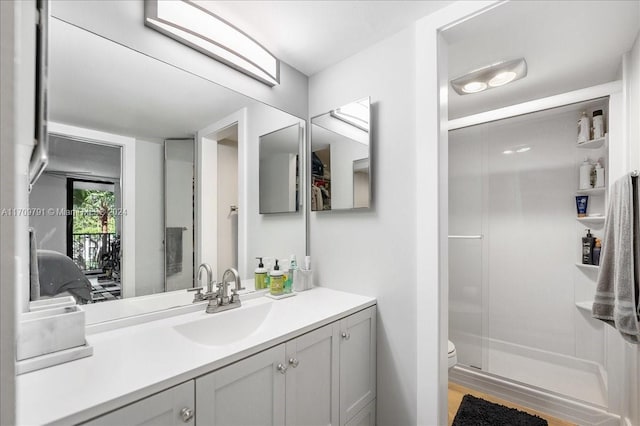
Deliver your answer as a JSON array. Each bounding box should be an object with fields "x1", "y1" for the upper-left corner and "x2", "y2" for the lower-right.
[{"x1": 452, "y1": 394, "x2": 549, "y2": 426}]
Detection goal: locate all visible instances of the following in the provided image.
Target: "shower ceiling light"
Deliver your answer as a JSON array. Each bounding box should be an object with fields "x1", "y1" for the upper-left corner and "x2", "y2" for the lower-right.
[
  {"x1": 462, "y1": 81, "x2": 488, "y2": 94},
  {"x1": 451, "y1": 58, "x2": 527, "y2": 95},
  {"x1": 144, "y1": 0, "x2": 280, "y2": 86}
]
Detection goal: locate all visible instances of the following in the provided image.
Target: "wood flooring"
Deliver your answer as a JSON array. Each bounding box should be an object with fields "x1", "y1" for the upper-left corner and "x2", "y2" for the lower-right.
[{"x1": 448, "y1": 382, "x2": 577, "y2": 426}]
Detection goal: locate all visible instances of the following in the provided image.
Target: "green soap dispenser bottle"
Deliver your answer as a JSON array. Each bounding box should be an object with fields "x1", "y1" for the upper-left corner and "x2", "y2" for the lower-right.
[
  {"x1": 269, "y1": 260, "x2": 284, "y2": 296},
  {"x1": 255, "y1": 257, "x2": 268, "y2": 290}
]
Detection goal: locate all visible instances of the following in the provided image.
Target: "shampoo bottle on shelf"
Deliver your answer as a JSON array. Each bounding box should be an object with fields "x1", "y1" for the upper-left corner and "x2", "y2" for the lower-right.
[
  {"x1": 592, "y1": 110, "x2": 604, "y2": 139},
  {"x1": 582, "y1": 229, "x2": 595, "y2": 265},
  {"x1": 269, "y1": 260, "x2": 284, "y2": 296},
  {"x1": 595, "y1": 161, "x2": 605, "y2": 188},
  {"x1": 579, "y1": 158, "x2": 593, "y2": 190},
  {"x1": 577, "y1": 112, "x2": 591, "y2": 144},
  {"x1": 254, "y1": 257, "x2": 268, "y2": 290},
  {"x1": 592, "y1": 238, "x2": 601, "y2": 266}
]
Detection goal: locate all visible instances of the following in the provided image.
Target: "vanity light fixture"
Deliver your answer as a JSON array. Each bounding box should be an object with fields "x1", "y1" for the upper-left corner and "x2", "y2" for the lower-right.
[
  {"x1": 451, "y1": 58, "x2": 527, "y2": 95},
  {"x1": 144, "y1": 0, "x2": 280, "y2": 86}
]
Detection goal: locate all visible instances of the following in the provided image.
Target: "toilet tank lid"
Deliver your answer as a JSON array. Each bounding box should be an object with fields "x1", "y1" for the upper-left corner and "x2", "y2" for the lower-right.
[{"x1": 448, "y1": 340, "x2": 456, "y2": 354}]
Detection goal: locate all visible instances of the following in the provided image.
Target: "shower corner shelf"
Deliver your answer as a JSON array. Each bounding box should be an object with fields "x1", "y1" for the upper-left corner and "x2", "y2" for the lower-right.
[
  {"x1": 576, "y1": 134, "x2": 607, "y2": 149},
  {"x1": 575, "y1": 301, "x2": 593, "y2": 312},
  {"x1": 576, "y1": 216, "x2": 606, "y2": 224},
  {"x1": 575, "y1": 263, "x2": 599, "y2": 271},
  {"x1": 576, "y1": 187, "x2": 606, "y2": 195}
]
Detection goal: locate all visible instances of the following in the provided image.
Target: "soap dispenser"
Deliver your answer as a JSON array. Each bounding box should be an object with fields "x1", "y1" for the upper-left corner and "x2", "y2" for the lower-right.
[
  {"x1": 255, "y1": 257, "x2": 267, "y2": 290},
  {"x1": 269, "y1": 259, "x2": 284, "y2": 296}
]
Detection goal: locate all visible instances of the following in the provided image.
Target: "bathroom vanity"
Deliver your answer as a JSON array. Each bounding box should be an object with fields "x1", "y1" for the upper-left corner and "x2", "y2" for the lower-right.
[{"x1": 17, "y1": 288, "x2": 376, "y2": 426}]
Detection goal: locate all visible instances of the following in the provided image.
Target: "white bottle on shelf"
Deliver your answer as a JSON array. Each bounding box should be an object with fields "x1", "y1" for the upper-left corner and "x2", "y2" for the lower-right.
[
  {"x1": 595, "y1": 161, "x2": 605, "y2": 188},
  {"x1": 577, "y1": 112, "x2": 591, "y2": 144},
  {"x1": 579, "y1": 158, "x2": 593, "y2": 190},
  {"x1": 592, "y1": 110, "x2": 604, "y2": 139}
]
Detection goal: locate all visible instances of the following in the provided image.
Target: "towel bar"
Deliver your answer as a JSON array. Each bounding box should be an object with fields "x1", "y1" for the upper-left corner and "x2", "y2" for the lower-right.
[{"x1": 448, "y1": 235, "x2": 483, "y2": 239}]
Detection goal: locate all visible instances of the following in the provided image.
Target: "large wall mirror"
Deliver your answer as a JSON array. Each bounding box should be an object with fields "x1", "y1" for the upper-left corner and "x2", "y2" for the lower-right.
[
  {"x1": 28, "y1": 17, "x2": 306, "y2": 322},
  {"x1": 311, "y1": 97, "x2": 371, "y2": 211}
]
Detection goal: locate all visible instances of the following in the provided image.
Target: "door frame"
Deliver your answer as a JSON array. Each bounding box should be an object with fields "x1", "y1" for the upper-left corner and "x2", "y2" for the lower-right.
[{"x1": 195, "y1": 108, "x2": 247, "y2": 281}]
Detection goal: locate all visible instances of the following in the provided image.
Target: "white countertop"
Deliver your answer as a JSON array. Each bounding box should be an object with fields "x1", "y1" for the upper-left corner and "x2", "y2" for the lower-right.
[{"x1": 17, "y1": 287, "x2": 376, "y2": 425}]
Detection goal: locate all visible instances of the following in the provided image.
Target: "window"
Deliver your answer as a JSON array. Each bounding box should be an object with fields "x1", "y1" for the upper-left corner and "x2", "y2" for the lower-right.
[{"x1": 66, "y1": 178, "x2": 118, "y2": 275}]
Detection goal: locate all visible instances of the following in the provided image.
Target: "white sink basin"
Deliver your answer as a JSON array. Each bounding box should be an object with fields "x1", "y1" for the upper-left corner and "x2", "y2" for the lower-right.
[{"x1": 173, "y1": 300, "x2": 273, "y2": 346}]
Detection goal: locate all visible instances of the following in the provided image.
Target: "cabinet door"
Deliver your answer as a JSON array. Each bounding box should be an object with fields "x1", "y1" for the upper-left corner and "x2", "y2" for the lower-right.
[
  {"x1": 196, "y1": 344, "x2": 286, "y2": 426},
  {"x1": 285, "y1": 322, "x2": 340, "y2": 426},
  {"x1": 344, "y1": 400, "x2": 375, "y2": 426},
  {"x1": 82, "y1": 381, "x2": 195, "y2": 426},
  {"x1": 340, "y1": 307, "x2": 376, "y2": 425}
]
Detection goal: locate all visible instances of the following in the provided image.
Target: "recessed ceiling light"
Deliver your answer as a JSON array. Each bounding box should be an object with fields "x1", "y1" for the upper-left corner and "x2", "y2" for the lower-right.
[
  {"x1": 451, "y1": 58, "x2": 527, "y2": 96},
  {"x1": 503, "y1": 150, "x2": 514, "y2": 154},
  {"x1": 516, "y1": 146, "x2": 531, "y2": 153},
  {"x1": 462, "y1": 81, "x2": 488, "y2": 94},
  {"x1": 489, "y1": 71, "x2": 517, "y2": 87}
]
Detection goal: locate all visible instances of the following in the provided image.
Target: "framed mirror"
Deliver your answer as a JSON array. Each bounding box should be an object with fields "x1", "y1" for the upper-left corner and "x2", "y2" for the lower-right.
[
  {"x1": 28, "y1": 16, "x2": 306, "y2": 323},
  {"x1": 311, "y1": 97, "x2": 371, "y2": 211},
  {"x1": 259, "y1": 123, "x2": 302, "y2": 214}
]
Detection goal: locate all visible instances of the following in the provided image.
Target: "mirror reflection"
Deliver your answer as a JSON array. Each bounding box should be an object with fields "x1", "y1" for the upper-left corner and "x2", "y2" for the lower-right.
[
  {"x1": 311, "y1": 97, "x2": 371, "y2": 211},
  {"x1": 28, "y1": 17, "x2": 306, "y2": 315},
  {"x1": 259, "y1": 124, "x2": 301, "y2": 214}
]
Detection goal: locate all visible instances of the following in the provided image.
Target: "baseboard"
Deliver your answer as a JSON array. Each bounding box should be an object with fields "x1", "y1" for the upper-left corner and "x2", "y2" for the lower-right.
[{"x1": 450, "y1": 365, "x2": 620, "y2": 426}]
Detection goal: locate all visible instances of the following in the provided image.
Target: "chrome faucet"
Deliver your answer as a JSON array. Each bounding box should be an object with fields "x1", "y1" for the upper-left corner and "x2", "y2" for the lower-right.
[
  {"x1": 209, "y1": 268, "x2": 244, "y2": 313},
  {"x1": 188, "y1": 263, "x2": 218, "y2": 313},
  {"x1": 221, "y1": 267, "x2": 245, "y2": 304},
  {"x1": 188, "y1": 264, "x2": 245, "y2": 314}
]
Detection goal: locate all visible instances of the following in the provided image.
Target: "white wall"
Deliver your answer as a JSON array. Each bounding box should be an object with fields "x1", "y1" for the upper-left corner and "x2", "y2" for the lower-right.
[
  {"x1": 245, "y1": 103, "x2": 306, "y2": 276},
  {"x1": 50, "y1": 0, "x2": 308, "y2": 120},
  {"x1": 309, "y1": 28, "x2": 418, "y2": 425},
  {"x1": 259, "y1": 154, "x2": 295, "y2": 213},
  {"x1": 134, "y1": 139, "x2": 164, "y2": 296},
  {"x1": 29, "y1": 174, "x2": 67, "y2": 253},
  {"x1": 165, "y1": 140, "x2": 195, "y2": 291}
]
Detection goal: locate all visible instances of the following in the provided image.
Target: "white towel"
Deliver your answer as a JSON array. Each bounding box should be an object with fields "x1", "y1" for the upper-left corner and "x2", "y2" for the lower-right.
[{"x1": 592, "y1": 173, "x2": 640, "y2": 344}]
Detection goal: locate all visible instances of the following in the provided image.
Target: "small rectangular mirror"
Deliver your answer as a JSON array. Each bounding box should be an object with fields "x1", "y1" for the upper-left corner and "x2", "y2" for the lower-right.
[
  {"x1": 259, "y1": 123, "x2": 302, "y2": 214},
  {"x1": 311, "y1": 97, "x2": 371, "y2": 211}
]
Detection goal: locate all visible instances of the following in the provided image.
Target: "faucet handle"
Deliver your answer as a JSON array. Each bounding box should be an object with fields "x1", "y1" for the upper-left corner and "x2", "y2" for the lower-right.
[{"x1": 187, "y1": 286, "x2": 205, "y2": 302}]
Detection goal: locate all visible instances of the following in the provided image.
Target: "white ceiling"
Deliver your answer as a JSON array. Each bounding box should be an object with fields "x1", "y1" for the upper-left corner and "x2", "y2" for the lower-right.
[
  {"x1": 444, "y1": 0, "x2": 640, "y2": 119},
  {"x1": 49, "y1": 18, "x2": 262, "y2": 139},
  {"x1": 195, "y1": 0, "x2": 453, "y2": 76}
]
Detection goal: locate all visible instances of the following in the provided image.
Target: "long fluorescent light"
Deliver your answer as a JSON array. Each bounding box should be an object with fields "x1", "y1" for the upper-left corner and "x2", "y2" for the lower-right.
[
  {"x1": 330, "y1": 98, "x2": 370, "y2": 132},
  {"x1": 145, "y1": 0, "x2": 279, "y2": 86}
]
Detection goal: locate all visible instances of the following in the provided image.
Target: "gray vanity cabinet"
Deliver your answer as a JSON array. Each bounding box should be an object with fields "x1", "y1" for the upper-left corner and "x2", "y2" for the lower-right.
[
  {"x1": 285, "y1": 322, "x2": 340, "y2": 426},
  {"x1": 195, "y1": 344, "x2": 287, "y2": 425},
  {"x1": 81, "y1": 306, "x2": 376, "y2": 426},
  {"x1": 339, "y1": 307, "x2": 377, "y2": 425},
  {"x1": 196, "y1": 306, "x2": 376, "y2": 426},
  {"x1": 195, "y1": 323, "x2": 340, "y2": 426},
  {"x1": 82, "y1": 381, "x2": 195, "y2": 426}
]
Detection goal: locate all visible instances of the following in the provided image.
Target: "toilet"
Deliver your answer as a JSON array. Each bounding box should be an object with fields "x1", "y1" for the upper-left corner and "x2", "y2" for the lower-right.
[{"x1": 448, "y1": 340, "x2": 457, "y2": 369}]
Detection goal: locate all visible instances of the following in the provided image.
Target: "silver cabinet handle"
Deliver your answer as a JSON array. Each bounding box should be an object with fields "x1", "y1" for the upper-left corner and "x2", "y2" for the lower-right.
[
  {"x1": 180, "y1": 407, "x2": 194, "y2": 423},
  {"x1": 341, "y1": 332, "x2": 351, "y2": 340},
  {"x1": 288, "y1": 357, "x2": 299, "y2": 368},
  {"x1": 277, "y1": 363, "x2": 288, "y2": 374}
]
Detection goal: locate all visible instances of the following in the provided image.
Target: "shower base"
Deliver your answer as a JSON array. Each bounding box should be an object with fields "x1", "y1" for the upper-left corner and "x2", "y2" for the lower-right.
[{"x1": 450, "y1": 364, "x2": 619, "y2": 426}]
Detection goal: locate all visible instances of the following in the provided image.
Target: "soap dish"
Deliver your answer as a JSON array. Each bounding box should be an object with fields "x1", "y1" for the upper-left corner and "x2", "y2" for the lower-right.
[{"x1": 265, "y1": 292, "x2": 297, "y2": 300}]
